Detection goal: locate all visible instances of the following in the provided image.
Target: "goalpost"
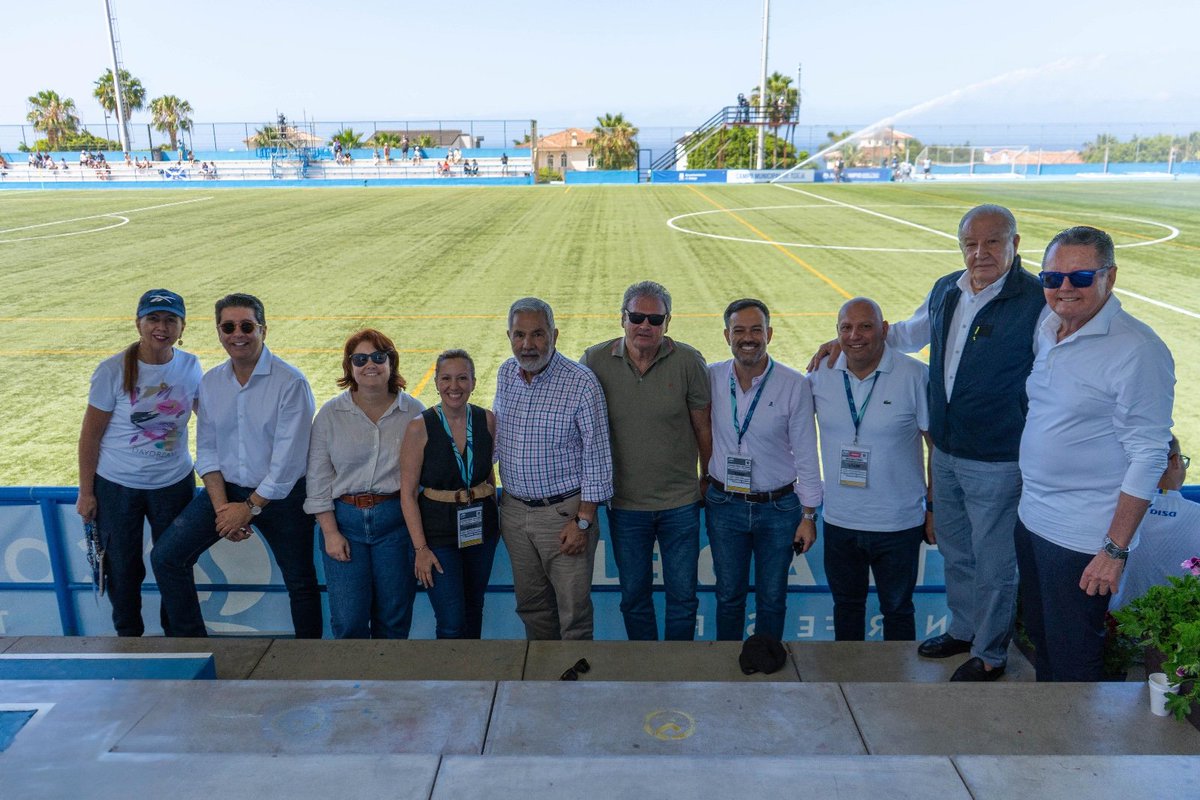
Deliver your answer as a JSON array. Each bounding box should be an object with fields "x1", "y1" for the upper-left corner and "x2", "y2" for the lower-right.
[{"x1": 914, "y1": 145, "x2": 1031, "y2": 177}]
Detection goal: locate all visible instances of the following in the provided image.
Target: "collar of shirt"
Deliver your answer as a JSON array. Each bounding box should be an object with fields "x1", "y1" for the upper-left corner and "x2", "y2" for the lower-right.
[
  {"x1": 331, "y1": 389, "x2": 414, "y2": 421},
  {"x1": 727, "y1": 357, "x2": 773, "y2": 392},
  {"x1": 832, "y1": 344, "x2": 896, "y2": 379},
  {"x1": 610, "y1": 336, "x2": 675, "y2": 365},
  {"x1": 955, "y1": 264, "x2": 1011, "y2": 302},
  {"x1": 219, "y1": 343, "x2": 275, "y2": 384},
  {"x1": 1039, "y1": 293, "x2": 1122, "y2": 348}
]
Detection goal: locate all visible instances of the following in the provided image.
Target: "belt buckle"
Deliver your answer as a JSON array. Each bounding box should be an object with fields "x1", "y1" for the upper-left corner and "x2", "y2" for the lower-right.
[{"x1": 454, "y1": 487, "x2": 471, "y2": 505}]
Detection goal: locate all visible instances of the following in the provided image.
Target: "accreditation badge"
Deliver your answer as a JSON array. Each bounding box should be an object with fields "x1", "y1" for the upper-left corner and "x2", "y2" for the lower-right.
[
  {"x1": 456, "y1": 504, "x2": 484, "y2": 548},
  {"x1": 839, "y1": 444, "x2": 871, "y2": 488},
  {"x1": 725, "y1": 455, "x2": 753, "y2": 493}
]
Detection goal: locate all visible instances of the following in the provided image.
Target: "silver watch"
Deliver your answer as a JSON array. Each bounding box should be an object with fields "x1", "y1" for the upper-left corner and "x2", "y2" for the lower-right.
[
  {"x1": 574, "y1": 516, "x2": 592, "y2": 531},
  {"x1": 246, "y1": 498, "x2": 263, "y2": 517},
  {"x1": 802, "y1": 511, "x2": 818, "y2": 522},
  {"x1": 1101, "y1": 536, "x2": 1128, "y2": 561}
]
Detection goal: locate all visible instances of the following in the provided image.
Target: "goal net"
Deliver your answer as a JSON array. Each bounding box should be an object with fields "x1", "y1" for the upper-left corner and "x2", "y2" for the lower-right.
[{"x1": 914, "y1": 145, "x2": 1031, "y2": 176}]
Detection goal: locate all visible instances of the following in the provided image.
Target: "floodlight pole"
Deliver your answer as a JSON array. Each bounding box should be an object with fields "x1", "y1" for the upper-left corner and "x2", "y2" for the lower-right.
[
  {"x1": 755, "y1": 0, "x2": 770, "y2": 170},
  {"x1": 102, "y1": 0, "x2": 130, "y2": 152}
]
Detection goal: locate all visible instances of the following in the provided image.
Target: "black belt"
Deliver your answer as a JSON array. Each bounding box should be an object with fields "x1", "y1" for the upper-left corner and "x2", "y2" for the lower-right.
[
  {"x1": 708, "y1": 478, "x2": 794, "y2": 504},
  {"x1": 510, "y1": 488, "x2": 581, "y2": 507}
]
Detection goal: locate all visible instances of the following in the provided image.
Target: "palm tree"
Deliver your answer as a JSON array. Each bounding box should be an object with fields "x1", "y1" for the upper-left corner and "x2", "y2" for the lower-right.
[
  {"x1": 592, "y1": 112, "x2": 639, "y2": 170},
  {"x1": 149, "y1": 95, "x2": 194, "y2": 151},
  {"x1": 750, "y1": 73, "x2": 799, "y2": 167},
  {"x1": 330, "y1": 128, "x2": 365, "y2": 150},
  {"x1": 94, "y1": 69, "x2": 146, "y2": 121},
  {"x1": 26, "y1": 90, "x2": 81, "y2": 150}
]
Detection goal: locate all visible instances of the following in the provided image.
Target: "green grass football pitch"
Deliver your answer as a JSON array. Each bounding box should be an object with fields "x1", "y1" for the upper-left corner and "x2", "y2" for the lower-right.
[{"x1": 2, "y1": 180, "x2": 1198, "y2": 486}]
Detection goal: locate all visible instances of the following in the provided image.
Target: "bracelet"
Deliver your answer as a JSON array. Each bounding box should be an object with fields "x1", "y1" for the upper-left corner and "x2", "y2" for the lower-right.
[{"x1": 414, "y1": 545, "x2": 430, "y2": 553}]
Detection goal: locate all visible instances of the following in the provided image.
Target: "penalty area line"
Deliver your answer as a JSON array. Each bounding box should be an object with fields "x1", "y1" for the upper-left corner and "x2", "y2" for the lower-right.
[{"x1": 0, "y1": 196, "x2": 215, "y2": 235}]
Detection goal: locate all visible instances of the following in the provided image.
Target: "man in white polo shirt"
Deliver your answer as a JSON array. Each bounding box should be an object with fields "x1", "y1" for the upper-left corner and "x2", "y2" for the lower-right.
[
  {"x1": 810, "y1": 297, "x2": 933, "y2": 641},
  {"x1": 1017, "y1": 226, "x2": 1174, "y2": 681}
]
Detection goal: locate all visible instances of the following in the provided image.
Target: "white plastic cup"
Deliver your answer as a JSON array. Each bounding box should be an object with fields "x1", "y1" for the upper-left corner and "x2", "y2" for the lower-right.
[{"x1": 1148, "y1": 672, "x2": 1180, "y2": 716}]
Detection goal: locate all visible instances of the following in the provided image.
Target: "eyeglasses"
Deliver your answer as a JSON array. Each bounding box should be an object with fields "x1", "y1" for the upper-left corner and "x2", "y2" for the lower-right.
[
  {"x1": 218, "y1": 321, "x2": 262, "y2": 335},
  {"x1": 1038, "y1": 266, "x2": 1112, "y2": 289},
  {"x1": 559, "y1": 658, "x2": 591, "y2": 681},
  {"x1": 1174, "y1": 453, "x2": 1191, "y2": 469},
  {"x1": 350, "y1": 350, "x2": 391, "y2": 367},
  {"x1": 625, "y1": 311, "x2": 666, "y2": 326}
]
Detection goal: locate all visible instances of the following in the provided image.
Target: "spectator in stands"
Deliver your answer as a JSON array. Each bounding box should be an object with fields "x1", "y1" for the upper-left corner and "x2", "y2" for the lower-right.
[
  {"x1": 151, "y1": 293, "x2": 322, "y2": 639},
  {"x1": 705, "y1": 298, "x2": 820, "y2": 642},
  {"x1": 810, "y1": 297, "x2": 932, "y2": 641},
  {"x1": 187, "y1": 150, "x2": 196, "y2": 164},
  {"x1": 412, "y1": 146, "x2": 423, "y2": 166},
  {"x1": 810, "y1": 204, "x2": 1045, "y2": 681},
  {"x1": 79, "y1": 149, "x2": 88, "y2": 168},
  {"x1": 1111, "y1": 436, "x2": 1200, "y2": 611},
  {"x1": 399, "y1": 349, "x2": 500, "y2": 639},
  {"x1": 0, "y1": 151, "x2": 10, "y2": 169},
  {"x1": 383, "y1": 142, "x2": 392, "y2": 163},
  {"x1": 494, "y1": 297, "x2": 613, "y2": 641},
  {"x1": 372, "y1": 148, "x2": 380, "y2": 166},
  {"x1": 305, "y1": 329, "x2": 425, "y2": 639},
  {"x1": 124, "y1": 152, "x2": 132, "y2": 167},
  {"x1": 77, "y1": 290, "x2": 201, "y2": 637},
  {"x1": 59, "y1": 158, "x2": 68, "y2": 171},
  {"x1": 470, "y1": 158, "x2": 479, "y2": 176},
  {"x1": 1017, "y1": 225, "x2": 1174, "y2": 681},
  {"x1": 582, "y1": 281, "x2": 712, "y2": 641},
  {"x1": 500, "y1": 152, "x2": 509, "y2": 175},
  {"x1": 401, "y1": 136, "x2": 409, "y2": 160}
]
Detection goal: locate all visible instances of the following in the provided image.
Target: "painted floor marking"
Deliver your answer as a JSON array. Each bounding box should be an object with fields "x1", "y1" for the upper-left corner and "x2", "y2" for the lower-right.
[{"x1": 0, "y1": 196, "x2": 214, "y2": 243}]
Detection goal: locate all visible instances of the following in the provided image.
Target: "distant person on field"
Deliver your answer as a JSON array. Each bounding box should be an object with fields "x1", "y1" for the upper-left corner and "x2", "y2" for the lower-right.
[
  {"x1": 923, "y1": 156, "x2": 932, "y2": 178},
  {"x1": 77, "y1": 290, "x2": 202, "y2": 637}
]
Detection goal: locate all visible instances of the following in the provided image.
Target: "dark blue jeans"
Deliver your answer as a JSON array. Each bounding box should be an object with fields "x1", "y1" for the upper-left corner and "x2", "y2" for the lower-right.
[
  {"x1": 424, "y1": 535, "x2": 499, "y2": 639},
  {"x1": 93, "y1": 473, "x2": 195, "y2": 636},
  {"x1": 823, "y1": 521, "x2": 925, "y2": 641},
  {"x1": 323, "y1": 499, "x2": 416, "y2": 639},
  {"x1": 151, "y1": 479, "x2": 322, "y2": 638},
  {"x1": 1015, "y1": 519, "x2": 1109, "y2": 681},
  {"x1": 704, "y1": 486, "x2": 801, "y2": 641},
  {"x1": 607, "y1": 502, "x2": 701, "y2": 641}
]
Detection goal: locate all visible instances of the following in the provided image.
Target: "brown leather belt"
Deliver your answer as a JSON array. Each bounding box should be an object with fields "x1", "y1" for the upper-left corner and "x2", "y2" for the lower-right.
[
  {"x1": 338, "y1": 492, "x2": 401, "y2": 509},
  {"x1": 422, "y1": 482, "x2": 495, "y2": 505},
  {"x1": 708, "y1": 479, "x2": 794, "y2": 504}
]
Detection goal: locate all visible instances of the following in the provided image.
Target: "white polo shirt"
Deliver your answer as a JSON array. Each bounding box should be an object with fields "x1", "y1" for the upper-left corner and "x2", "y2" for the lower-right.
[
  {"x1": 809, "y1": 345, "x2": 930, "y2": 531},
  {"x1": 1110, "y1": 490, "x2": 1200, "y2": 610}
]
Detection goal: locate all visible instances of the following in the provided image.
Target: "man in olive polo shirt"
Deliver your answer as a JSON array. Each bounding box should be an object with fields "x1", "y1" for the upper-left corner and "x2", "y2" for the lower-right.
[{"x1": 582, "y1": 281, "x2": 712, "y2": 640}]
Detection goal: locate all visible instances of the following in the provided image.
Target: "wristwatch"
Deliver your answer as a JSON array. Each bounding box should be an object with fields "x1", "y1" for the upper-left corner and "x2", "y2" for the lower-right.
[
  {"x1": 574, "y1": 516, "x2": 592, "y2": 531},
  {"x1": 1101, "y1": 536, "x2": 1129, "y2": 561},
  {"x1": 246, "y1": 498, "x2": 263, "y2": 517},
  {"x1": 802, "y1": 511, "x2": 818, "y2": 522}
]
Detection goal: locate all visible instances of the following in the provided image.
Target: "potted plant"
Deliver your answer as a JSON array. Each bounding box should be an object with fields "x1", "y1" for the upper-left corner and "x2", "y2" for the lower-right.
[{"x1": 1113, "y1": 557, "x2": 1200, "y2": 723}]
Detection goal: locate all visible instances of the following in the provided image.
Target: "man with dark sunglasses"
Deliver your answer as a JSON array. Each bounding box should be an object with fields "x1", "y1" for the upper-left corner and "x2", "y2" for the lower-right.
[
  {"x1": 152, "y1": 293, "x2": 322, "y2": 638},
  {"x1": 1017, "y1": 225, "x2": 1174, "y2": 681},
  {"x1": 582, "y1": 281, "x2": 712, "y2": 640}
]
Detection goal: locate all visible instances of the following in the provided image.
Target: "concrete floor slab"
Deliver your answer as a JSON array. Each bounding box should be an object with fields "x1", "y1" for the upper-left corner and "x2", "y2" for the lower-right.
[
  {"x1": 523, "y1": 640, "x2": 799, "y2": 681},
  {"x1": 846, "y1": 682, "x2": 1200, "y2": 755},
  {"x1": 250, "y1": 639, "x2": 527, "y2": 680},
  {"x1": 485, "y1": 681, "x2": 864, "y2": 756},
  {"x1": 3, "y1": 753, "x2": 439, "y2": 800},
  {"x1": 953, "y1": 755, "x2": 1200, "y2": 799},
  {"x1": 0, "y1": 637, "x2": 16, "y2": 654},
  {"x1": 113, "y1": 680, "x2": 494, "y2": 755},
  {"x1": 7, "y1": 635, "x2": 270, "y2": 679},
  {"x1": 435, "y1": 755, "x2": 970, "y2": 798},
  {"x1": 791, "y1": 641, "x2": 1034, "y2": 682}
]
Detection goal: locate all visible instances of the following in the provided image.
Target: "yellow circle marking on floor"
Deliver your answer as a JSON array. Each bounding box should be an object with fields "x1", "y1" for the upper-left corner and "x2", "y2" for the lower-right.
[{"x1": 643, "y1": 709, "x2": 696, "y2": 741}]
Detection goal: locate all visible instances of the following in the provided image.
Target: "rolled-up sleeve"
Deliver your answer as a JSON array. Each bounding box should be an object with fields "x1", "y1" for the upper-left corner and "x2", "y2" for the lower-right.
[
  {"x1": 790, "y1": 377, "x2": 823, "y2": 507},
  {"x1": 1116, "y1": 339, "x2": 1175, "y2": 500},
  {"x1": 303, "y1": 405, "x2": 336, "y2": 514},
  {"x1": 257, "y1": 378, "x2": 316, "y2": 500},
  {"x1": 578, "y1": 371, "x2": 613, "y2": 503},
  {"x1": 194, "y1": 381, "x2": 219, "y2": 478},
  {"x1": 886, "y1": 292, "x2": 932, "y2": 354}
]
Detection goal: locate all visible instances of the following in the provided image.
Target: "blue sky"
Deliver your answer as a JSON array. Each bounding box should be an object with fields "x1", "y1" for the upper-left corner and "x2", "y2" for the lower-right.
[{"x1": 3, "y1": 0, "x2": 1195, "y2": 131}]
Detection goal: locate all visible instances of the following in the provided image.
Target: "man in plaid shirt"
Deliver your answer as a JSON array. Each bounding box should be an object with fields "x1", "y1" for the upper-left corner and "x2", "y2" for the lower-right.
[{"x1": 494, "y1": 297, "x2": 614, "y2": 639}]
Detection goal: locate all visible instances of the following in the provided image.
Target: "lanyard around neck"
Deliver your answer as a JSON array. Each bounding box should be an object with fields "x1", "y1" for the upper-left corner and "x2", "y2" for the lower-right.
[
  {"x1": 435, "y1": 405, "x2": 474, "y2": 487},
  {"x1": 843, "y1": 370, "x2": 881, "y2": 444},
  {"x1": 730, "y1": 359, "x2": 774, "y2": 447}
]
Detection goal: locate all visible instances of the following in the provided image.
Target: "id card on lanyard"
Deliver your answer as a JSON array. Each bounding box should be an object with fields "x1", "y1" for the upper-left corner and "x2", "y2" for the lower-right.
[
  {"x1": 840, "y1": 370, "x2": 880, "y2": 488},
  {"x1": 436, "y1": 405, "x2": 484, "y2": 549},
  {"x1": 725, "y1": 360, "x2": 774, "y2": 493}
]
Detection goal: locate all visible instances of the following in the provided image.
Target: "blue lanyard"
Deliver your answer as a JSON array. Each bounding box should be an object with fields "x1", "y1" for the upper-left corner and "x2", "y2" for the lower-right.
[
  {"x1": 435, "y1": 405, "x2": 474, "y2": 487},
  {"x1": 729, "y1": 359, "x2": 775, "y2": 447},
  {"x1": 843, "y1": 370, "x2": 881, "y2": 444}
]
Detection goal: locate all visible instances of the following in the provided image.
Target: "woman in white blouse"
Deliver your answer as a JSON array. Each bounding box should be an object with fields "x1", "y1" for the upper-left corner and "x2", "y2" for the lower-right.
[{"x1": 304, "y1": 329, "x2": 425, "y2": 638}]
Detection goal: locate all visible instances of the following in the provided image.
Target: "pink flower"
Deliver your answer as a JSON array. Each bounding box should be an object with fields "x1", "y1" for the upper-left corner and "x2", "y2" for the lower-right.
[
  {"x1": 1178, "y1": 667, "x2": 1189, "y2": 678},
  {"x1": 1182, "y1": 557, "x2": 1200, "y2": 576}
]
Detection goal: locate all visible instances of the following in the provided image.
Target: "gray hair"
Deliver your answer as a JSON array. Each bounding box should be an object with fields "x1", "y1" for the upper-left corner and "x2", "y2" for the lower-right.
[
  {"x1": 1043, "y1": 225, "x2": 1116, "y2": 269},
  {"x1": 621, "y1": 281, "x2": 672, "y2": 316},
  {"x1": 958, "y1": 204, "x2": 1018, "y2": 242},
  {"x1": 508, "y1": 297, "x2": 555, "y2": 332},
  {"x1": 723, "y1": 298, "x2": 770, "y2": 328}
]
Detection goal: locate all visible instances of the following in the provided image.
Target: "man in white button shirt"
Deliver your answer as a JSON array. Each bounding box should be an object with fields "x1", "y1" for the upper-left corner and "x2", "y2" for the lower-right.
[
  {"x1": 1017, "y1": 226, "x2": 1174, "y2": 681},
  {"x1": 810, "y1": 205, "x2": 1046, "y2": 681},
  {"x1": 152, "y1": 294, "x2": 321, "y2": 638}
]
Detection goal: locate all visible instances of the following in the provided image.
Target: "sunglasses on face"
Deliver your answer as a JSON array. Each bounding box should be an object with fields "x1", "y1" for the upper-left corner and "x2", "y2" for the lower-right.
[
  {"x1": 559, "y1": 657, "x2": 591, "y2": 681},
  {"x1": 1038, "y1": 266, "x2": 1112, "y2": 289},
  {"x1": 625, "y1": 311, "x2": 666, "y2": 326},
  {"x1": 350, "y1": 350, "x2": 391, "y2": 367},
  {"x1": 218, "y1": 321, "x2": 262, "y2": 335}
]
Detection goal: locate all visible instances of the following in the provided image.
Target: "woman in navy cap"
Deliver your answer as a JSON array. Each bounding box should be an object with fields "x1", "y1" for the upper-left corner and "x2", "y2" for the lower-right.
[{"x1": 76, "y1": 289, "x2": 203, "y2": 636}]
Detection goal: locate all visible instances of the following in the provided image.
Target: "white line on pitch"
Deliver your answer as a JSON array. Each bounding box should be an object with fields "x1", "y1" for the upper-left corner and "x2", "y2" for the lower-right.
[
  {"x1": 772, "y1": 184, "x2": 959, "y2": 242},
  {"x1": 0, "y1": 196, "x2": 214, "y2": 234}
]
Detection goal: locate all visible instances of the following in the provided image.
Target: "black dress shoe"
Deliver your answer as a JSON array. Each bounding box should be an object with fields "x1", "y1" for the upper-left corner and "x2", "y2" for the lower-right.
[
  {"x1": 917, "y1": 633, "x2": 973, "y2": 658},
  {"x1": 949, "y1": 656, "x2": 1006, "y2": 682}
]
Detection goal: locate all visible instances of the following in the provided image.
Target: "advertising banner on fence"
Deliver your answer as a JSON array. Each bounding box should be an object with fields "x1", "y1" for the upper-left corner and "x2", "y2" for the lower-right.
[
  {"x1": 726, "y1": 169, "x2": 816, "y2": 184},
  {"x1": 651, "y1": 170, "x2": 728, "y2": 183},
  {"x1": 816, "y1": 167, "x2": 892, "y2": 183}
]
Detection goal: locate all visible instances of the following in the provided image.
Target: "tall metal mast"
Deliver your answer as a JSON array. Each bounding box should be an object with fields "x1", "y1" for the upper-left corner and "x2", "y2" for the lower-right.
[
  {"x1": 103, "y1": 0, "x2": 131, "y2": 151},
  {"x1": 755, "y1": 0, "x2": 770, "y2": 170}
]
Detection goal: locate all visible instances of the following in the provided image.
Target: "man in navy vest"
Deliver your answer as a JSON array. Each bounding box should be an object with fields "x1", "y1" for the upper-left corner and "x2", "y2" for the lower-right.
[{"x1": 811, "y1": 204, "x2": 1045, "y2": 680}]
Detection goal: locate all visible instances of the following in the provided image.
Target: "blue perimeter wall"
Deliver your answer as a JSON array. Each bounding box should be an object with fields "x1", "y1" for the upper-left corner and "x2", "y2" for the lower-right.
[{"x1": 0, "y1": 486, "x2": 951, "y2": 641}]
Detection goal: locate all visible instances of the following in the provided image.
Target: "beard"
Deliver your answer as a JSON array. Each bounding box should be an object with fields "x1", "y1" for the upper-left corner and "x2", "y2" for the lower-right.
[{"x1": 517, "y1": 349, "x2": 553, "y2": 374}]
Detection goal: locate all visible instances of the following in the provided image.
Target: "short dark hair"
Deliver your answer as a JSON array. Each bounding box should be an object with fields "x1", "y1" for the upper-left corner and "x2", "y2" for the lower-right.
[
  {"x1": 723, "y1": 298, "x2": 770, "y2": 328},
  {"x1": 436, "y1": 348, "x2": 475, "y2": 379},
  {"x1": 214, "y1": 293, "x2": 266, "y2": 326},
  {"x1": 1043, "y1": 225, "x2": 1116, "y2": 269},
  {"x1": 338, "y1": 328, "x2": 406, "y2": 393}
]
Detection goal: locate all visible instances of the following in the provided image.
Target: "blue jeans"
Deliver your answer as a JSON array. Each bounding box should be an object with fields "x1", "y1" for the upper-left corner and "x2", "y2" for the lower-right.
[
  {"x1": 704, "y1": 486, "x2": 800, "y2": 641},
  {"x1": 323, "y1": 499, "x2": 416, "y2": 639},
  {"x1": 93, "y1": 473, "x2": 196, "y2": 637},
  {"x1": 932, "y1": 448, "x2": 1021, "y2": 667},
  {"x1": 151, "y1": 480, "x2": 322, "y2": 638},
  {"x1": 823, "y1": 521, "x2": 925, "y2": 641},
  {"x1": 1015, "y1": 519, "x2": 1109, "y2": 681},
  {"x1": 607, "y1": 503, "x2": 701, "y2": 641},
  {"x1": 424, "y1": 535, "x2": 499, "y2": 639}
]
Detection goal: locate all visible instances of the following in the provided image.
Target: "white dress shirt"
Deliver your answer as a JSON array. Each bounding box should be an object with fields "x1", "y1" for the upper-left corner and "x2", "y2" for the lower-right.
[
  {"x1": 707, "y1": 358, "x2": 822, "y2": 506},
  {"x1": 195, "y1": 344, "x2": 316, "y2": 500},
  {"x1": 303, "y1": 390, "x2": 425, "y2": 514},
  {"x1": 1018, "y1": 296, "x2": 1174, "y2": 553}
]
